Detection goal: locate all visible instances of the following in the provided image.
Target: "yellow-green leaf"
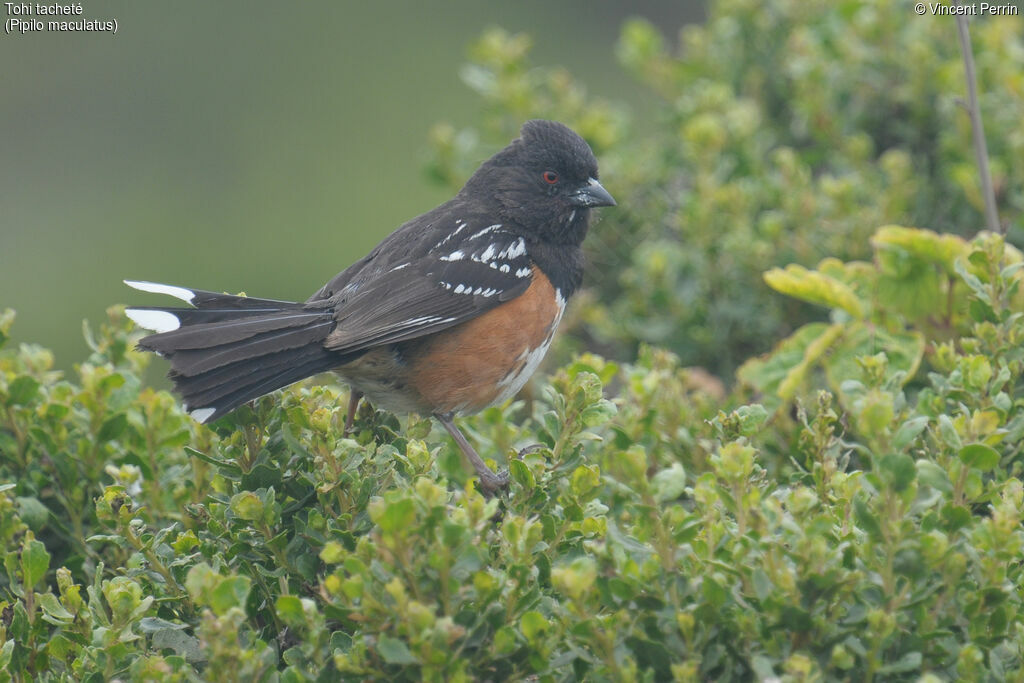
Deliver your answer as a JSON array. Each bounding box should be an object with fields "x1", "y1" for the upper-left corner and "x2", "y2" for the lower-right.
[
  {"x1": 738, "y1": 323, "x2": 839, "y2": 410},
  {"x1": 959, "y1": 443, "x2": 1000, "y2": 472},
  {"x1": 764, "y1": 265, "x2": 865, "y2": 318},
  {"x1": 871, "y1": 225, "x2": 968, "y2": 275},
  {"x1": 825, "y1": 324, "x2": 925, "y2": 394}
]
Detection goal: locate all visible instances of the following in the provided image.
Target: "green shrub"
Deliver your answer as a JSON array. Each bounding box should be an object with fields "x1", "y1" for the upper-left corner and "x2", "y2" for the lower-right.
[
  {"x1": 3, "y1": 226, "x2": 1024, "y2": 680},
  {"x1": 5, "y1": 1, "x2": 1024, "y2": 680},
  {"x1": 428, "y1": 1, "x2": 1024, "y2": 376}
]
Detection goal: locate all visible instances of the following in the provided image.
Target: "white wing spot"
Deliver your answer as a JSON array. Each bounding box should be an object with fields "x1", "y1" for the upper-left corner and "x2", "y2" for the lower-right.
[
  {"x1": 500, "y1": 264, "x2": 510, "y2": 273},
  {"x1": 435, "y1": 221, "x2": 468, "y2": 248},
  {"x1": 389, "y1": 263, "x2": 410, "y2": 271},
  {"x1": 515, "y1": 267, "x2": 532, "y2": 278},
  {"x1": 440, "y1": 250, "x2": 465, "y2": 262},
  {"x1": 478, "y1": 243, "x2": 497, "y2": 263},
  {"x1": 454, "y1": 284, "x2": 466, "y2": 294},
  {"x1": 399, "y1": 315, "x2": 455, "y2": 327},
  {"x1": 470, "y1": 224, "x2": 503, "y2": 239},
  {"x1": 499, "y1": 238, "x2": 526, "y2": 260}
]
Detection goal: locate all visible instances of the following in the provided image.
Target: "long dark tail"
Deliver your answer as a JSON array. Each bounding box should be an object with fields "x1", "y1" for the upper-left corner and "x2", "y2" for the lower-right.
[{"x1": 124, "y1": 280, "x2": 344, "y2": 423}]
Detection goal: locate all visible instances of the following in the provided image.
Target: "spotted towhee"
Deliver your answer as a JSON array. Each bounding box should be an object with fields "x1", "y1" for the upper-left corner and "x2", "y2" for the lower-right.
[{"x1": 124, "y1": 120, "x2": 615, "y2": 492}]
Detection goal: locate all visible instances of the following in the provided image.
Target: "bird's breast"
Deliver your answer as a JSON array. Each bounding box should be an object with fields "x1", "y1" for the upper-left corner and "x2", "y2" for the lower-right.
[{"x1": 399, "y1": 266, "x2": 565, "y2": 415}]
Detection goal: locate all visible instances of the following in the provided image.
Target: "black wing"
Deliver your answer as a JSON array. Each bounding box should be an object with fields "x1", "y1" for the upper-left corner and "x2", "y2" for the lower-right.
[{"x1": 318, "y1": 220, "x2": 535, "y2": 355}]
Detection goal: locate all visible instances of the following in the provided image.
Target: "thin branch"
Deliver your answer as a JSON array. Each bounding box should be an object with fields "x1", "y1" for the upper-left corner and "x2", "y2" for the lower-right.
[{"x1": 955, "y1": 13, "x2": 1002, "y2": 235}]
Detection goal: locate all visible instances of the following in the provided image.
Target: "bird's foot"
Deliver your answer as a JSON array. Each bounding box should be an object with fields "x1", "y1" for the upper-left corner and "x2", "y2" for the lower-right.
[{"x1": 475, "y1": 467, "x2": 510, "y2": 496}]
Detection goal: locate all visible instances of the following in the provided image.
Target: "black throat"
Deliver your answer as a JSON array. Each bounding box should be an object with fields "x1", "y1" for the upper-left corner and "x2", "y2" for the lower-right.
[{"x1": 527, "y1": 239, "x2": 584, "y2": 298}]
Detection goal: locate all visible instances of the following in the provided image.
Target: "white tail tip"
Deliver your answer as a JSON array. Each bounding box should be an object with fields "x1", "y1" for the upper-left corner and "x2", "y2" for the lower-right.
[
  {"x1": 123, "y1": 280, "x2": 196, "y2": 304},
  {"x1": 189, "y1": 407, "x2": 216, "y2": 423},
  {"x1": 125, "y1": 309, "x2": 180, "y2": 333}
]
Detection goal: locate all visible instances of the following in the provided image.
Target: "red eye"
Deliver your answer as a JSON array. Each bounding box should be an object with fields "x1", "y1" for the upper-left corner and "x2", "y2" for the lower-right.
[{"x1": 542, "y1": 171, "x2": 559, "y2": 184}]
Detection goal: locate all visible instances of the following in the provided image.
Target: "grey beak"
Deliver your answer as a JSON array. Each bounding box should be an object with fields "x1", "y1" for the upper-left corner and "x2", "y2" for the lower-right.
[{"x1": 569, "y1": 177, "x2": 616, "y2": 207}]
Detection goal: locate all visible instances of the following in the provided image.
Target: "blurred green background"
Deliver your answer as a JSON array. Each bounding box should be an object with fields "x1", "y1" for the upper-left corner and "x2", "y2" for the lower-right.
[{"x1": 0, "y1": 0, "x2": 702, "y2": 368}]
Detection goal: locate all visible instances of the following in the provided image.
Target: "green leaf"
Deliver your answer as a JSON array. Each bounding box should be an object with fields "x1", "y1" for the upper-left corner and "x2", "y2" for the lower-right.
[
  {"x1": 937, "y1": 415, "x2": 962, "y2": 450},
  {"x1": 877, "y1": 651, "x2": 922, "y2": 674},
  {"x1": 276, "y1": 595, "x2": 305, "y2": 626},
  {"x1": 625, "y1": 635, "x2": 673, "y2": 678},
  {"x1": 735, "y1": 404, "x2": 769, "y2": 436},
  {"x1": 96, "y1": 413, "x2": 128, "y2": 442},
  {"x1": 229, "y1": 491, "x2": 265, "y2": 522},
  {"x1": 955, "y1": 259, "x2": 992, "y2": 305},
  {"x1": 241, "y1": 463, "x2": 284, "y2": 490},
  {"x1": 854, "y1": 497, "x2": 882, "y2": 540},
  {"x1": 209, "y1": 576, "x2": 251, "y2": 615},
  {"x1": 570, "y1": 465, "x2": 600, "y2": 497},
  {"x1": 320, "y1": 541, "x2": 346, "y2": 564},
  {"x1": 959, "y1": 443, "x2": 1000, "y2": 471},
  {"x1": 0, "y1": 309, "x2": 14, "y2": 348},
  {"x1": 508, "y1": 459, "x2": 535, "y2": 489},
  {"x1": 872, "y1": 228, "x2": 955, "y2": 320},
  {"x1": 825, "y1": 325, "x2": 924, "y2": 393},
  {"x1": 6, "y1": 376, "x2": 39, "y2": 406},
  {"x1": 0, "y1": 639, "x2": 13, "y2": 671},
  {"x1": 701, "y1": 574, "x2": 728, "y2": 608},
  {"x1": 375, "y1": 498, "x2": 415, "y2": 535},
  {"x1": 551, "y1": 557, "x2": 598, "y2": 600},
  {"x1": 750, "y1": 655, "x2": 778, "y2": 681},
  {"x1": 15, "y1": 497, "x2": 49, "y2": 531},
  {"x1": 764, "y1": 264, "x2": 865, "y2": 317},
  {"x1": 152, "y1": 627, "x2": 204, "y2": 663},
  {"x1": 376, "y1": 635, "x2": 419, "y2": 665},
  {"x1": 138, "y1": 617, "x2": 187, "y2": 633},
  {"x1": 877, "y1": 260, "x2": 943, "y2": 320},
  {"x1": 520, "y1": 611, "x2": 548, "y2": 641},
  {"x1": 871, "y1": 226, "x2": 967, "y2": 275},
  {"x1": 737, "y1": 323, "x2": 840, "y2": 408},
  {"x1": 916, "y1": 460, "x2": 952, "y2": 493},
  {"x1": 942, "y1": 503, "x2": 972, "y2": 531},
  {"x1": 440, "y1": 521, "x2": 465, "y2": 548},
  {"x1": 184, "y1": 446, "x2": 242, "y2": 474},
  {"x1": 751, "y1": 569, "x2": 772, "y2": 601},
  {"x1": 651, "y1": 463, "x2": 687, "y2": 503},
  {"x1": 36, "y1": 592, "x2": 73, "y2": 621},
  {"x1": 878, "y1": 453, "x2": 916, "y2": 493},
  {"x1": 580, "y1": 398, "x2": 617, "y2": 426},
  {"x1": 21, "y1": 537, "x2": 50, "y2": 589},
  {"x1": 892, "y1": 416, "x2": 929, "y2": 450}
]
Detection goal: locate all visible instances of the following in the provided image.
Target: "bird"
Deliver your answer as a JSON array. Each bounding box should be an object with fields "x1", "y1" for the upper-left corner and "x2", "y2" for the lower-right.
[{"x1": 124, "y1": 119, "x2": 615, "y2": 493}]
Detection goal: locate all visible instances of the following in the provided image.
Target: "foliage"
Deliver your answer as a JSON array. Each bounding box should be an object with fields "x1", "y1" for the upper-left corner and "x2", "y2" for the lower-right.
[
  {"x1": 428, "y1": 0, "x2": 1024, "y2": 376},
  {"x1": 3, "y1": 226, "x2": 1024, "y2": 680},
  {"x1": 5, "y1": 1, "x2": 1024, "y2": 680},
  {"x1": 738, "y1": 226, "x2": 1024, "y2": 414}
]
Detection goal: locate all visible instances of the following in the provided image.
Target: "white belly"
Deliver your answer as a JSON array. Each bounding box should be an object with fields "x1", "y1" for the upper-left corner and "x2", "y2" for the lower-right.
[{"x1": 490, "y1": 289, "x2": 565, "y2": 407}]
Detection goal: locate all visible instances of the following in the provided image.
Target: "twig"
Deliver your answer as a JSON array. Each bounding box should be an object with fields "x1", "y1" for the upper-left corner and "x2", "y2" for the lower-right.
[{"x1": 955, "y1": 13, "x2": 1002, "y2": 235}]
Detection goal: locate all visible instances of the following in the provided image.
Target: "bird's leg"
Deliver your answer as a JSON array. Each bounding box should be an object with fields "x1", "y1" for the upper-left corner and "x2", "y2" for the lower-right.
[
  {"x1": 343, "y1": 390, "x2": 363, "y2": 435},
  {"x1": 434, "y1": 412, "x2": 510, "y2": 494}
]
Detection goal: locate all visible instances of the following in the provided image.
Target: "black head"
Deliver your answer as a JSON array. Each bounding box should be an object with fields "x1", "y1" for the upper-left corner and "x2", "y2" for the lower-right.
[{"x1": 461, "y1": 120, "x2": 615, "y2": 245}]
